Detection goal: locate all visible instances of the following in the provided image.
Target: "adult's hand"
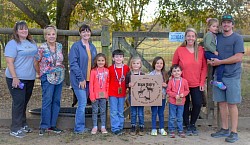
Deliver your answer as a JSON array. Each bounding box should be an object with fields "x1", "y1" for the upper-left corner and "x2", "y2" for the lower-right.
[
  {"x1": 200, "y1": 85, "x2": 205, "y2": 91},
  {"x1": 79, "y1": 80, "x2": 86, "y2": 89},
  {"x1": 12, "y1": 78, "x2": 20, "y2": 88}
]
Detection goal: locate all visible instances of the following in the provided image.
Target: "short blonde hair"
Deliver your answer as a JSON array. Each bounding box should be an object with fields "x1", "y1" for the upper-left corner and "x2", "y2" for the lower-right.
[
  {"x1": 43, "y1": 25, "x2": 57, "y2": 39},
  {"x1": 129, "y1": 56, "x2": 142, "y2": 70}
]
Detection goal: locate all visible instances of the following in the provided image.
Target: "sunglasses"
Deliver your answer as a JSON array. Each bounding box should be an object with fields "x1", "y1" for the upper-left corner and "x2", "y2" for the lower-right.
[
  {"x1": 15, "y1": 20, "x2": 26, "y2": 24},
  {"x1": 222, "y1": 15, "x2": 233, "y2": 19},
  {"x1": 44, "y1": 25, "x2": 57, "y2": 29}
]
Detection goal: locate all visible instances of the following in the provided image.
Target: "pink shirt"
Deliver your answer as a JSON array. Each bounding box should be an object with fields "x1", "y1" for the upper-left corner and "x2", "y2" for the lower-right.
[
  {"x1": 167, "y1": 77, "x2": 190, "y2": 105},
  {"x1": 89, "y1": 67, "x2": 109, "y2": 101},
  {"x1": 172, "y1": 46, "x2": 207, "y2": 87}
]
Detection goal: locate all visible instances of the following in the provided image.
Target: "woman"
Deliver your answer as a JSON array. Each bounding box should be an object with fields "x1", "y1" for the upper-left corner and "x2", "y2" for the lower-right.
[
  {"x1": 5, "y1": 21, "x2": 38, "y2": 138},
  {"x1": 36, "y1": 25, "x2": 65, "y2": 136},
  {"x1": 172, "y1": 28, "x2": 207, "y2": 136},
  {"x1": 69, "y1": 24, "x2": 97, "y2": 134}
]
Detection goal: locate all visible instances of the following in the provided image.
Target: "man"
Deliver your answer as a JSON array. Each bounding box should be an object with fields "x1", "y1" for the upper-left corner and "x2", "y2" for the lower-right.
[{"x1": 209, "y1": 14, "x2": 244, "y2": 143}]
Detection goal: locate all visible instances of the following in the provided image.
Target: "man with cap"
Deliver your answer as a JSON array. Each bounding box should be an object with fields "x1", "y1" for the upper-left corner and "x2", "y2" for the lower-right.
[{"x1": 209, "y1": 14, "x2": 244, "y2": 143}]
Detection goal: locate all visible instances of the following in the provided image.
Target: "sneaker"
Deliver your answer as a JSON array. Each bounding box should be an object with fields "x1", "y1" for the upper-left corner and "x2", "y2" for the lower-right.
[
  {"x1": 138, "y1": 126, "x2": 145, "y2": 136},
  {"x1": 39, "y1": 128, "x2": 47, "y2": 136},
  {"x1": 21, "y1": 125, "x2": 33, "y2": 133},
  {"x1": 225, "y1": 132, "x2": 239, "y2": 143},
  {"x1": 210, "y1": 81, "x2": 226, "y2": 90},
  {"x1": 10, "y1": 130, "x2": 26, "y2": 138},
  {"x1": 91, "y1": 127, "x2": 98, "y2": 135},
  {"x1": 211, "y1": 128, "x2": 230, "y2": 138},
  {"x1": 192, "y1": 125, "x2": 199, "y2": 136},
  {"x1": 151, "y1": 129, "x2": 157, "y2": 136},
  {"x1": 130, "y1": 125, "x2": 136, "y2": 136},
  {"x1": 49, "y1": 127, "x2": 63, "y2": 134},
  {"x1": 186, "y1": 125, "x2": 193, "y2": 136},
  {"x1": 159, "y1": 128, "x2": 167, "y2": 136},
  {"x1": 169, "y1": 131, "x2": 175, "y2": 138},
  {"x1": 178, "y1": 131, "x2": 186, "y2": 138},
  {"x1": 113, "y1": 130, "x2": 124, "y2": 135},
  {"x1": 101, "y1": 128, "x2": 108, "y2": 134}
]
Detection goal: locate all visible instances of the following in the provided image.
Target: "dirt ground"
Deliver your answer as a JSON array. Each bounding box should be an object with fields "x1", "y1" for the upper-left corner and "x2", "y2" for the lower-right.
[
  {"x1": 1, "y1": 69, "x2": 250, "y2": 145},
  {"x1": 0, "y1": 125, "x2": 250, "y2": 145}
]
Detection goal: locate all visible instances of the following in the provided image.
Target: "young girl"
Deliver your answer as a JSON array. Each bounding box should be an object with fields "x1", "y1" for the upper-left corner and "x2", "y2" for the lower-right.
[
  {"x1": 149, "y1": 56, "x2": 168, "y2": 136},
  {"x1": 125, "y1": 56, "x2": 145, "y2": 136},
  {"x1": 167, "y1": 65, "x2": 189, "y2": 138},
  {"x1": 203, "y1": 18, "x2": 226, "y2": 90},
  {"x1": 89, "y1": 53, "x2": 109, "y2": 134}
]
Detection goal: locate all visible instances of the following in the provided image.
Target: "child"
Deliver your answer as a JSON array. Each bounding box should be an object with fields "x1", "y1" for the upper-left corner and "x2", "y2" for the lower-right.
[
  {"x1": 108, "y1": 49, "x2": 130, "y2": 135},
  {"x1": 149, "y1": 56, "x2": 168, "y2": 136},
  {"x1": 89, "y1": 53, "x2": 109, "y2": 134},
  {"x1": 167, "y1": 65, "x2": 190, "y2": 138},
  {"x1": 125, "y1": 56, "x2": 145, "y2": 136},
  {"x1": 203, "y1": 18, "x2": 226, "y2": 90}
]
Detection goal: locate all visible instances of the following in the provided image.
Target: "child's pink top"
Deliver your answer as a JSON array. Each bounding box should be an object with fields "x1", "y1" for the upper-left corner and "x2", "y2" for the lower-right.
[
  {"x1": 89, "y1": 67, "x2": 109, "y2": 101},
  {"x1": 167, "y1": 77, "x2": 190, "y2": 105}
]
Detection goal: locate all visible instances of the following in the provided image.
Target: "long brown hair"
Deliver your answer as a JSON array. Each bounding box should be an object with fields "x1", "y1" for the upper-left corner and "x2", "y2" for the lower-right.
[
  {"x1": 12, "y1": 21, "x2": 34, "y2": 43},
  {"x1": 92, "y1": 53, "x2": 108, "y2": 69},
  {"x1": 180, "y1": 28, "x2": 199, "y2": 61},
  {"x1": 152, "y1": 56, "x2": 169, "y2": 83}
]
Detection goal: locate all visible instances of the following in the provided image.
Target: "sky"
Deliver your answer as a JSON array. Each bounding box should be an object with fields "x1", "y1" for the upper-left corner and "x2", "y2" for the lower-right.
[{"x1": 142, "y1": 1, "x2": 158, "y2": 22}]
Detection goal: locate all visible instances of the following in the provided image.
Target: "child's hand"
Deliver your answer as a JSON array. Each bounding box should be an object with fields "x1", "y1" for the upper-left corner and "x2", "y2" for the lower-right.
[
  {"x1": 214, "y1": 51, "x2": 219, "y2": 56},
  {"x1": 179, "y1": 93, "x2": 184, "y2": 98},
  {"x1": 176, "y1": 95, "x2": 180, "y2": 99},
  {"x1": 91, "y1": 99, "x2": 96, "y2": 103},
  {"x1": 129, "y1": 82, "x2": 135, "y2": 87},
  {"x1": 162, "y1": 82, "x2": 167, "y2": 87}
]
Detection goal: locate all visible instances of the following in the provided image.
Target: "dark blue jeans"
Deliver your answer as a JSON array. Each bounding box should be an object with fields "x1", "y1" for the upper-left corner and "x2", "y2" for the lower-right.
[
  {"x1": 151, "y1": 99, "x2": 166, "y2": 129},
  {"x1": 168, "y1": 103, "x2": 184, "y2": 132},
  {"x1": 205, "y1": 51, "x2": 224, "y2": 82},
  {"x1": 6, "y1": 77, "x2": 35, "y2": 132},
  {"x1": 183, "y1": 87, "x2": 203, "y2": 126},
  {"x1": 40, "y1": 74, "x2": 63, "y2": 129},
  {"x1": 129, "y1": 96, "x2": 144, "y2": 126}
]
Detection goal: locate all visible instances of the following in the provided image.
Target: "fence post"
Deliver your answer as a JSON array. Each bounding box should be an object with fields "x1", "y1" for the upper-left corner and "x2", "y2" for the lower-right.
[{"x1": 101, "y1": 26, "x2": 110, "y2": 59}]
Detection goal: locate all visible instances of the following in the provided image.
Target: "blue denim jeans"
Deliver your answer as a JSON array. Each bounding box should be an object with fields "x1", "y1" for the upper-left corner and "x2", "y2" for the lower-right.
[
  {"x1": 131, "y1": 106, "x2": 144, "y2": 126},
  {"x1": 92, "y1": 98, "x2": 107, "y2": 128},
  {"x1": 109, "y1": 96, "x2": 125, "y2": 132},
  {"x1": 151, "y1": 99, "x2": 166, "y2": 129},
  {"x1": 168, "y1": 103, "x2": 184, "y2": 132},
  {"x1": 40, "y1": 74, "x2": 63, "y2": 129},
  {"x1": 73, "y1": 88, "x2": 88, "y2": 133},
  {"x1": 205, "y1": 51, "x2": 224, "y2": 82},
  {"x1": 129, "y1": 95, "x2": 144, "y2": 126}
]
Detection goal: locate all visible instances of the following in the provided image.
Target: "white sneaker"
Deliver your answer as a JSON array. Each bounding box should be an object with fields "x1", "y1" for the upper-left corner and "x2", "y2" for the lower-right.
[{"x1": 159, "y1": 128, "x2": 167, "y2": 136}]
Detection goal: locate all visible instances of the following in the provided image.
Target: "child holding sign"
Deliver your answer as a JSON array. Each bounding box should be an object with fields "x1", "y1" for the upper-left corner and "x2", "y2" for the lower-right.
[
  {"x1": 89, "y1": 53, "x2": 109, "y2": 134},
  {"x1": 167, "y1": 65, "x2": 189, "y2": 138},
  {"x1": 126, "y1": 56, "x2": 145, "y2": 136}
]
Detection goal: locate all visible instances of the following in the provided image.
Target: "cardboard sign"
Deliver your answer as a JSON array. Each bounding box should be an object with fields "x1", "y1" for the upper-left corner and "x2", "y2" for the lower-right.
[
  {"x1": 169, "y1": 32, "x2": 185, "y2": 42},
  {"x1": 131, "y1": 75, "x2": 162, "y2": 106}
]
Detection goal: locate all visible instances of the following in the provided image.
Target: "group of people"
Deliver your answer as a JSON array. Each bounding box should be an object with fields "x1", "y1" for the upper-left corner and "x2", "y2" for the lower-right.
[{"x1": 5, "y1": 14, "x2": 244, "y2": 143}]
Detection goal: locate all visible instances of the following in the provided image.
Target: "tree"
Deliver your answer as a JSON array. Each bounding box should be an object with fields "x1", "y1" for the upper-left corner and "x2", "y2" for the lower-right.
[{"x1": 9, "y1": 0, "x2": 81, "y2": 85}]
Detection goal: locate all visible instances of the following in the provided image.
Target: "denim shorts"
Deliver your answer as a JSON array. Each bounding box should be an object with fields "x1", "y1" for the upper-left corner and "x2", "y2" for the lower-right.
[{"x1": 213, "y1": 75, "x2": 241, "y2": 104}]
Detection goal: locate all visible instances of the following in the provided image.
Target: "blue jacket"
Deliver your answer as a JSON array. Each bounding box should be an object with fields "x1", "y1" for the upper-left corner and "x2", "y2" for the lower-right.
[{"x1": 69, "y1": 40, "x2": 97, "y2": 89}]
